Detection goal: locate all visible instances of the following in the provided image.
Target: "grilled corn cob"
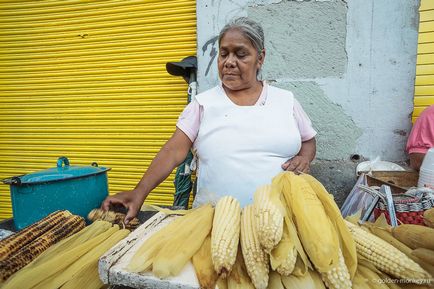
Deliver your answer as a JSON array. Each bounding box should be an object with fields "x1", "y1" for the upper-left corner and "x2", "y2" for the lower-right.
[
  {"x1": 253, "y1": 185, "x2": 284, "y2": 252},
  {"x1": 0, "y1": 210, "x2": 71, "y2": 262},
  {"x1": 88, "y1": 208, "x2": 140, "y2": 230},
  {"x1": 211, "y1": 196, "x2": 241, "y2": 278},
  {"x1": 345, "y1": 220, "x2": 432, "y2": 281},
  {"x1": 0, "y1": 214, "x2": 85, "y2": 281},
  {"x1": 240, "y1": 205, "x2": 269, "y2": 289}
]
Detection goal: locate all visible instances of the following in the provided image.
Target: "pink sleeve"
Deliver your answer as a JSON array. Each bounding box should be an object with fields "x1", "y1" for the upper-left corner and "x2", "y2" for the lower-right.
[
  {"x1": 406, "y1": 105, "x2": 434, "y2": 154},
  {"x1": 293, "y1": 99, "x2": 317, "y2": 142},
  {"x1": 176, "y1": 99, "x2": 202, "y2": 142}
]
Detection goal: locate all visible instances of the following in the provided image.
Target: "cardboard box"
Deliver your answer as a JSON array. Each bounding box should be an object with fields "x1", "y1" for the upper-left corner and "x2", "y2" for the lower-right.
[{"x1": 366, "y1": 171, "x2": 419, "y2": 194}]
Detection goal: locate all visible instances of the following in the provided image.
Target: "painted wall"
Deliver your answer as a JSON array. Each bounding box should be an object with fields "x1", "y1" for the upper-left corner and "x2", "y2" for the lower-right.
[{"x1": 196, "y1": 0, "x2": 420, "y2": 204}]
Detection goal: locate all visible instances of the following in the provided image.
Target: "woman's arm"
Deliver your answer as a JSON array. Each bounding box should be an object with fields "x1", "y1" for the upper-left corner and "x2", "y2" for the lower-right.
[
  {"x1": 102, "y1": 128, "x2": 193, "y2": 222},
  {"x1": 282, "y1": 137, "x2": 316, "y2": 173}
]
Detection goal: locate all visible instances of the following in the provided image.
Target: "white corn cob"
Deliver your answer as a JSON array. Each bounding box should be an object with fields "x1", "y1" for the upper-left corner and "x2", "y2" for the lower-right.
[
  {"x1": 345, "y1": 220, "x2": 432, "y2": 281},
  {"x1": 240, "y1": 205, "x2": 269, "y2": 289},
  {"x1": 253, "y1": 185, "x2": 284, "y2": 252},
  {"x1": 211, "y1": 196, "x2": 241, "y2": 277},
  {"x1": 320, "y1": 249, "x2": 352, "y2": 289}
]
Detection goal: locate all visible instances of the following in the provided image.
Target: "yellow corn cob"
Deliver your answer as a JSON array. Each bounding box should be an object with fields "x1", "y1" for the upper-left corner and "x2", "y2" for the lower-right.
[
  {"x1": 275, "y1": 172, "x2": 339, "y2": 273},
  {"x1": 192, "y1": 235, "x2": 219, "y2": 289},
  {"x1": 240, "y1": 205, "x2": 269, "y2": 289},
  {"x1": 345, "y1": 220, "x2": 432, "y2": 281},
  {"x1": 227, "y1": 247, "x2": 255, "y2": 289},
  {"x1": 59, "y1": 262, "x2": 102, "y2": 289},
  {"x1": 0, "y1": 210, "x2": 71, "y2": 261},
  {"x1": 33, "y1": 226, "x2": 129, "y2": 289},
  {"x1": 88, "y1": 208, "x2": 140, "y2": 230},
  {"x1": 300, "y1": 173, "x2": 357, "y2": 278},
  {"x1": 0, "y1": 214, "x2": 85, "y2": 281},
  {"x1": 320, "y1": 249, "x2": 352, "y2": 289},
  {"x1": 127, "y1": 212, "x2": 192, "y2": 273},
  {"x1": 152, "y1": 204, "x2": 214, "y2": 278},
  {"x1": 253, "y1": 185, "x2": 284, "y2": 252},
  {"x1": 211, "y1": 196, "x2": 241, "y2": 278},
  {"x1": 2, "y1": 225, "x2": 118, "y2": 289}
]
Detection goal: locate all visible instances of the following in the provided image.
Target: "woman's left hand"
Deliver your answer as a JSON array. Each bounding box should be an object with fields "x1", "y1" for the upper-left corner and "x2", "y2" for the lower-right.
[{"x1": 282, "y1": 155, "x2": 311, "y2": 174}]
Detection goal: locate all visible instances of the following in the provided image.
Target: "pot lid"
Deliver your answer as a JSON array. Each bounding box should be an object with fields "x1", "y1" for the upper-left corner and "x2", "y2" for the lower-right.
[{"x1": 3, "y1": 156, "x2": 110, "y2": 185}]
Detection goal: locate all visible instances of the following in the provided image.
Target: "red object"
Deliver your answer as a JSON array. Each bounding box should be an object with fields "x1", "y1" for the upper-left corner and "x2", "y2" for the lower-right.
[{"x1": 374, "y1": 208, "x2": 426, "y2": 225}]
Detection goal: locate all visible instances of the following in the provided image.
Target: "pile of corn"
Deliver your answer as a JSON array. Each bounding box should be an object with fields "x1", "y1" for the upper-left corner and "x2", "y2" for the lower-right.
[
  {"x1": 127, "y1": 172, "x2": 433, "y2": 289},
  {"x1": 0, "y1": 216, "x2": 129, "y2": 289}
]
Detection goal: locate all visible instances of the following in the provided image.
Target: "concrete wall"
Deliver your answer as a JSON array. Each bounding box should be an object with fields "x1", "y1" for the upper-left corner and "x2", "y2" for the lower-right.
[{"x1": 196, "y1": 0, "x2": 420, "y2": 205}]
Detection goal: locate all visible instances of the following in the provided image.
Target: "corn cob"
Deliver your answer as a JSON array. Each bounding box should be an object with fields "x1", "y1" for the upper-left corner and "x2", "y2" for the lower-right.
[
  {"x1": 127, "y1": 213, "x2": 192, "y2": 273},
  {"x1": 345, "y1": 220, "x2": 432, "y2": 281},
  {"x1": 88, "y1": 208, "x2": 140, "y2": 230},
  {"x1": 411, "y1": 248, "x2": 434, "y2": 266},
  {"x1": 1, "y1": 224, "x2": 118, "y2": 289},
  {"x1": 0, "y1": 210, "x2": 71, "y2": 261},
  {"x1": 240, "y1": 205, "x2": 269, "y2": 289},
  {"x1": 253, "y1": 185, "x2": 284, "y2": 252},
  {"x1": 275, "y1": 172, "x2": 339, "y2": 273},
  {"x1": 424, "y1": 208, "x2": 434, "y2": 228},
  {"x1": 391, "y1": 224, "x2": 434, "y2": 250},
  {"x1": 320, "y1": 249, "x2": 352, "y2": 289},
  {"x1": 153, "y1": 204, "x2": 214, "y2": 278},
  {"x1": 192, "y1": 235, "x2": 219, "y2": 289},
  {"x1": 31, "y1": 220, "x2": 112, "y2": 266},
  {"x1": 300, "y1": 173, "x2": 357, "y2": 278},
  {"x1": 227, "y1": 247, "x2": 255, "y2": 289},
  {"x1": 59, "y1": 262, "x2": 102, "y2": 289},
  {"x1": 269, "y1": 208, "x2": 297, "y2": 276},
  {"x1": 0, "y1": 214, "x2": 85, "y2": 281},
  {"x1": 33, "y1": 226, "x2": 129, "y2": 289},
  {"x1": 211, "y1": 196, "x2": 241, "y2": 278}
]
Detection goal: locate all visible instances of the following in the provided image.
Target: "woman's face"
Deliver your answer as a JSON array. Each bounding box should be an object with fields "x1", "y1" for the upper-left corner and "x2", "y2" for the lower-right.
[{"x1": 218, "y1": 28, "x2": 264, "y2": 91}]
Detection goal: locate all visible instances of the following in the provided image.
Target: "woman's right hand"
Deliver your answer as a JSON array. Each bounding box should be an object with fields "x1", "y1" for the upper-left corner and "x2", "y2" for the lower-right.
[{"x1": 101, "y1": 189, "x2": 145, "y2": 224}]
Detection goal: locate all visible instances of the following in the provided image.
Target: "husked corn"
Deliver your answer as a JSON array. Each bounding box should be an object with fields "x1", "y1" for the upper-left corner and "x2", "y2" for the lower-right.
[
  {"x1": 240, "y1": 205, "x2": 269, "y2": 289},
  {"x1": 345, "y1": 220, "x2": 432, "y2": 281},
  {"x1": 253, "y1": 185, "x2": 284, "y2": 252},
  {"x1": 211, "y1": 196, "x2": 241, "y2": 277}
]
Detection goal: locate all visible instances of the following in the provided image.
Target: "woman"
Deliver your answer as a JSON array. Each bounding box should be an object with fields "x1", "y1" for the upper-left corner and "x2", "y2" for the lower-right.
[{"x1": 102, "y1": 17, "x2": 317, "y2": 222}]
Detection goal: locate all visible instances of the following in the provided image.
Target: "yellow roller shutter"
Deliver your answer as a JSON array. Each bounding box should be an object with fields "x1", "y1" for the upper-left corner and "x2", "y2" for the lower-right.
[
  {"x1": 414, "y1": 0, "x2": 434, "y2": 122},
  {"x1": 0, "y1": 0, "x2": 196, "y2": 220}
]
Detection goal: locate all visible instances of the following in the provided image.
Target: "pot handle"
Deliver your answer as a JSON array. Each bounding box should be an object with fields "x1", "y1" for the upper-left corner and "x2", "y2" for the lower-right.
[
  {"x1": 2, "y1": 176, "x2": 22, "y2": 185},
  {"x1": 57, "y1": 156, "x2": 70, "y2": 168}
]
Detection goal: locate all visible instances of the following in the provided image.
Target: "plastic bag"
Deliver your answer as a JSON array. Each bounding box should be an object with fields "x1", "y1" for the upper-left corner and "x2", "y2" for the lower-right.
[{"x1": 340, "y1": 173, "x2": 375, "y2": 221}]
